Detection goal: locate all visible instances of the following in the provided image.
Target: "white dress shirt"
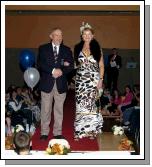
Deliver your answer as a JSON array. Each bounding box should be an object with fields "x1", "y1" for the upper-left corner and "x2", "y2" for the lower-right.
[{"x1": 52, "y1": 43, "x2": 60, "y2": 55}]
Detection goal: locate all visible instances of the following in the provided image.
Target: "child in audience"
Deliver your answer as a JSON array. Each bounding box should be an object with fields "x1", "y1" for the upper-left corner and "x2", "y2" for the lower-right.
[
  {"x1": 107, "y1": 89, "x2": 122, "y2": 115},
  {"x1": 13, "y1": 131, "x2": 31, "y2": 155},
  {"x1": 100, "y1": 89, "x2": 111, "y2": 115},
  {"x1": 8, "y1": 89, "x2": 34, "y2": 131}
]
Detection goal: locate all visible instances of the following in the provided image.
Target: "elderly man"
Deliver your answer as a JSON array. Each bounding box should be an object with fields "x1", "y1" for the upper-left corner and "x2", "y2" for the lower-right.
[{"x1": 37, "y1": 28, "x2": 74, "y2": 140}]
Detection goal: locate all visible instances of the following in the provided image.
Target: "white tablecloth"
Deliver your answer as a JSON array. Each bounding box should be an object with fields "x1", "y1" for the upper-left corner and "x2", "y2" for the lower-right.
[{"x1": 3, "y1": 150, "x2": 133, "y2": 159}]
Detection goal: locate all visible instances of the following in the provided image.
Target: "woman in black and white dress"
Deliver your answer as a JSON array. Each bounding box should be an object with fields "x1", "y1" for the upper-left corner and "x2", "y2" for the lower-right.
[{"x1": 74, "y1": 23, "x2": 104, "y2": 140}]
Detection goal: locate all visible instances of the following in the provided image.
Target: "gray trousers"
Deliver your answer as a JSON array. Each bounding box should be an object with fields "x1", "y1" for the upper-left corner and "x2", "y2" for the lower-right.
[{"x1": 41, "y1": 82, "x2": 66, "y2": 136}]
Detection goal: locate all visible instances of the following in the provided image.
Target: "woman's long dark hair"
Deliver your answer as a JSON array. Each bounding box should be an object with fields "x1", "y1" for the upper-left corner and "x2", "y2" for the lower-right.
[{"x1": 74, "y1": 38, "x2": 102, "y2": 66}]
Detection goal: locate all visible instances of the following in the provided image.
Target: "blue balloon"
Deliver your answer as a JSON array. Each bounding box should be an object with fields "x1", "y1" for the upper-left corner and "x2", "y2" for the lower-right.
[{"x1": 19, "y1": 49, "x2": 35, "y2": 70}]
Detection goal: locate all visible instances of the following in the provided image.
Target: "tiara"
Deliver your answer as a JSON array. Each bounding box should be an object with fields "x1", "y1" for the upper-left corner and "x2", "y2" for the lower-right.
[{"x1": 80, "y1": 22, "x2": 92, "y2": 34}]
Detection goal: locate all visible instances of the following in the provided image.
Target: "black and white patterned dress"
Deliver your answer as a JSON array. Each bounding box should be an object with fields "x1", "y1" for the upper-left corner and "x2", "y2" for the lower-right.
[{"x1": 74, "y1": 51, "x2": 103, "y2": 139}]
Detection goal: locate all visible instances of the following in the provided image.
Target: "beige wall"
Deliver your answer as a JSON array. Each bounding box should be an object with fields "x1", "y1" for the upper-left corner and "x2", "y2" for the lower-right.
[
  {"x1": 5, "y1": 7, "x2": 140, "y2": 90},
  {"x1": 6, "y1": 15, "x2": 140, "y2": 49}
]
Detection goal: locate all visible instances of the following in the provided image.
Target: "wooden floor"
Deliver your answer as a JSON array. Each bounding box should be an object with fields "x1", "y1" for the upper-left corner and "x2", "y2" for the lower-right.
[
  {"x1": 97, "y1": 132, "x2": 126, "y2": 151},
  {"x1": 96, "y1": 115, "x2": 131, "y2": 151}
]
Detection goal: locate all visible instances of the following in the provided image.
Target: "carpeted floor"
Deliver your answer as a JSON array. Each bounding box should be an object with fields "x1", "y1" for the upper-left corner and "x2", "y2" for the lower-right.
[{"x1": 32, "y1": 90, "x2": 99, "y2": 151}]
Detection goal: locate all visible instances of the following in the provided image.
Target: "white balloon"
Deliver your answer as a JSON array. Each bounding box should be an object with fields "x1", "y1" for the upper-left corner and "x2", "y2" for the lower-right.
[{"x1": 24, "y1": 67, "x2": 40, "y2": 89}]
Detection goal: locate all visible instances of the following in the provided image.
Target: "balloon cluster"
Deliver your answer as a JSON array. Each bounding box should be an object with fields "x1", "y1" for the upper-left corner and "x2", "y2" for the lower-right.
[{"x1": 19, "y1": 49, "x2": 40, "y2": 90}]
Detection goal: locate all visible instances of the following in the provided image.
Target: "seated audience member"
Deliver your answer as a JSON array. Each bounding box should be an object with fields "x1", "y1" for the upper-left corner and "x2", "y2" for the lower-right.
[
  {"x1": 117, "y1": 85, "x2": 133, "y2": 121},
  {"x1": 32, "y1": 88, "x2": 41, "y2": 106},
  {"x1": 128, "y1": 107, "x2": 140, "y2": 136},
  {"x1": 7, "y1": 85, "x2": 16, "y2": 93},
  {"x1": 120, "y1": 84, "x2": 140, "y2": 113},
  {"x1": 16, "y1": 87, "x2": 38, "y2": 127},
  {"x1": 13, "y1": 131, "x2": 31, "y2": 155},
  {"x1": 123, "y1": 106, "x2": 140, "y2": 128},
  {"x1": 5, "y1": 90, "x2": 12, "y2": 136},
  {"x1": 107, "y1": 89, "x2": 122, "y2": 115},
  {"x1": 122, "y1": 92, "x2": 140, "y2": 126},
  {"x1": 5, "y1": 91, "x2": 10, "y2": 105},
  {"x1": 5, "y1": 109, "x2": 12, "y2": 136},
  {"x1": 21, "y1": 87, "x2": 35, "y2": 107},
  {"x1": 16, "y1": 87, "x2": 24, "y2": 103},
  {"x1": 7, "y1": 89, "x2": 25, "y2": 127},
  {"x1": 100, "y1": 88, "x2": 111, "y2": 115},
  {"x1": 21, "y1": 87, "x2": 40, "y2": 123},
  {"x1": 7, "y1": 89, "x2": 33, "y2": 130},
  {"x1": 120, "y1": 85, "x2": 133, "y2": 106}
]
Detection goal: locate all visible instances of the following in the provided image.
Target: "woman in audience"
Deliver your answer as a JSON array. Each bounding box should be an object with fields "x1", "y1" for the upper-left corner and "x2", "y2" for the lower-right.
[
  {"x1": 21, "y1": 87, "x2": 35, "y2": 107},
  {"x1": 117, "y1": 85, "x2": 133, "y2": 121},
  {"x1": 122, "y1": 89, "x2": 140, "y2": 126},
  {"x1": 21, "y1": 87, "x2": 41, "y2": 123},
  {"x1": 120, "y1": 84, "x2": 140, "y2": 113}
]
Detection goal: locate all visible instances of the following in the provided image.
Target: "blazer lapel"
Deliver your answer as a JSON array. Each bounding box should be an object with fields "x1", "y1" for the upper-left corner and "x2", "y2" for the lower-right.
[
  {"x1": 47, "y1": 43, "x2": 55, "y2": 62},
  {"x1": 48, "y1": 43, "x2": 54, "y2": 55},
  {"x1": 58, "y1": 44, "x2": 63, "y2": 59}
]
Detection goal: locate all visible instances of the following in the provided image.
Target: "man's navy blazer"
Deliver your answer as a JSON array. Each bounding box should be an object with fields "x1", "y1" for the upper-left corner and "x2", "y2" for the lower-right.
[{"x1": 37, "y1": 42, "x2": 74, "y2": 93}]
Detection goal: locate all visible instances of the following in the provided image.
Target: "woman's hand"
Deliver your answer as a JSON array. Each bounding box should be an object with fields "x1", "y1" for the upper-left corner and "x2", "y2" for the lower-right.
[{"x1": 97, "y1": 79, "x2": 103, "y2": 89}]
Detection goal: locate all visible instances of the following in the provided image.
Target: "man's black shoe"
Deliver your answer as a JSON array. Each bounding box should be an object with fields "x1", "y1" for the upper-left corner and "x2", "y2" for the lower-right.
[
  {"x1": 53, "y1": 135, "x2": 65, "y2": 139},
  {"x1": 40, "y1": 135, "x2": 48, "y2": 140}
]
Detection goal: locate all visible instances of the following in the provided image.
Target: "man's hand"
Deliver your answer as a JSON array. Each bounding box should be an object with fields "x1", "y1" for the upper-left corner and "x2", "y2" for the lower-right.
[
  {"x1": 64, "y1": 61, "x2": 70, "y2": 66},
  {"x1": 52, "y1": 68, "x2": 63, "y2": 78}
]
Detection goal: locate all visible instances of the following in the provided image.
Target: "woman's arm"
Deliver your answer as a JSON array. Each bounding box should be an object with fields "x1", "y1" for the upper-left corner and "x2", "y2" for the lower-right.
[
  {"x1": 99, "y1": 55, "x2": 104, "y2": 80},
  {"x1": 97, "y1": 55, "x2": 104, "y2": 89}
]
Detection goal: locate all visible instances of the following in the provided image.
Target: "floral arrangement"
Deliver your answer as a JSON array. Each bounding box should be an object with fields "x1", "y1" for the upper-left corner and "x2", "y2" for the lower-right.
[
  {"x1": 45, "y1": 139, "x2": 71, "y2": 155},
  {"x1": 118, "y1": 138, "x2": 133, "y2": 151},
  {"x1": 112, "y1": 125, "x2": 124, "y2": 135},
  {"x1": 5, "y1": 124, "x2": 24, "y2": 150},
  {"x1": 12, "y1": 124, "x2": 24, "y2": 133},
  {"x1": 5, "y1": 136, "x2": 14, "y2": 150}
]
